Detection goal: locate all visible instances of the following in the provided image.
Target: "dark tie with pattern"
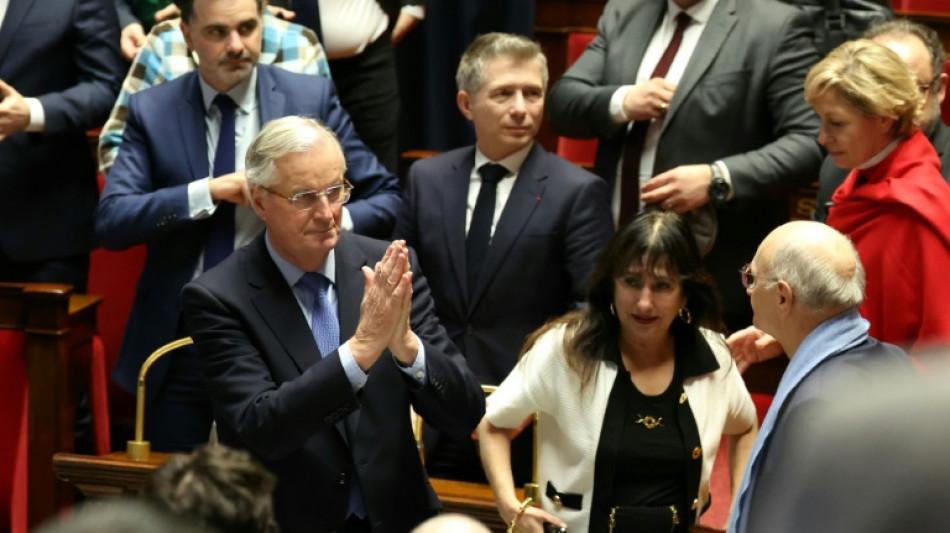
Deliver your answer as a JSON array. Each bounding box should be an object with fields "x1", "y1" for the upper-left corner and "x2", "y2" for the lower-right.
[
  {"x1": 466, "y1": 163, "x2": 508, "y2": 294},
  {"x1": 298, "y1": 272, "x2": 365, "y2": 519},
  {"x1": 203, "y1": 94, "x2": 237, "y2": 271},
  {"x1": 618, "y1": 12, "x2": 693, "y2": 226}
]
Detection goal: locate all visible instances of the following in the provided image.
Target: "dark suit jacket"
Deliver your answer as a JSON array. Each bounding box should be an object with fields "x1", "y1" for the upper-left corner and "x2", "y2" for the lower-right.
[
  {"x1": 0, "y1": 0, "x2": 122, "y2": 262},
  {"x1": 97, "y1": 64, "x2": 401, "y2": 396},
  {"x1": 547, "y1": 0, "x2": 823, "y2": 329},
  {"x1": 744, "y1": 337, "x2": 913, "y2": 532},
  {"x1": 393, "y1": 142, "x2": 614, "y2": 385},
  {"x1": 180, "y1": 232, "x2": 485, "y2": 533},
  {"x1": 813, "y1": 121, "x2": 950, "y2": 222}
]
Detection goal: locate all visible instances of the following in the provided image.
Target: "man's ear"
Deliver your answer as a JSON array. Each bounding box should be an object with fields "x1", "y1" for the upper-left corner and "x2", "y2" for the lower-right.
[
  {"x1": 249, "y1": 186, "x2": 267, "y2": 220},
  {"x1": 777, "y1": 281, "x2": 794, "y2": 314},
  {"x1": 457, "y1": 90, "x2": 474, "y2": 121},
  {"x1": 936, "y1": 72, "x2": 948, "y2": 106},
  {"x1": 180, "y1": 19, "x2": 193, "y2": 51}
]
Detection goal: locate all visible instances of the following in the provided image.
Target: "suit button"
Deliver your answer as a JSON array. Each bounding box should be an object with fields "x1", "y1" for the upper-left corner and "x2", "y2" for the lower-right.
[
  {"x1": 338, "y1": 472, "x2": 347, "y2": 485},
  {"x1": 692, "y1": 447, "x2": 702, "y2": 460},
  {"x1": 324, "y1": 416, "x2": 334, "y2": 424},
  {"x1": 465, "y1": 324, "x2": 474, "y2": 335}
]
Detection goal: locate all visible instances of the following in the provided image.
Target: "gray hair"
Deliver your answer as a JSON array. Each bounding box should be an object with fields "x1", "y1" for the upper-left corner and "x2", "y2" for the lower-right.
[
  {"x1": 245, "y1": 116, "x2": 346, "y2": 188},
  {"x1": 766, "y1": 233, "x2": 866, "y2": 313},
  {"x1": 865, "y1": 18, "x2": 946, "y2": 91},
  {"x1": 455, "y1": 32, "x2": 549, "y2": 94}
]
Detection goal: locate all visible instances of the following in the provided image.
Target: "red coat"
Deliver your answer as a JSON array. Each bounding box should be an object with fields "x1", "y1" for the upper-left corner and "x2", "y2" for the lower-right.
[{"x1": 827, "y1": 130, "x2": 950, "y2": 350}]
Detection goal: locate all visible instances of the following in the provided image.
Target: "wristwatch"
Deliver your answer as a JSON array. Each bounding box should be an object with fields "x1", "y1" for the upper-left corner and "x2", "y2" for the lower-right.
[{"x1": 708, "y1": 162, "x2": 731, "y2": 207}]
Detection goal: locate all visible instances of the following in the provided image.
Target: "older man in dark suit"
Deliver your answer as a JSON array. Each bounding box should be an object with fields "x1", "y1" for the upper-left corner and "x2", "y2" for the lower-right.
[
  {"x1": 394, "y1": 33, "x2": 614, "y2": 482},
  {"x1": 181, "y1": 115, "x2": 485, "y2": 533},
  {"x1": 96, "y1": 0, "x2": 401, "y2": 452},
  {"x1": 548, "y1": 0, "x2": 823, "y2": 332},
  {"x1": 0, "y1": 0, "x2": 122, "y2": 291}
]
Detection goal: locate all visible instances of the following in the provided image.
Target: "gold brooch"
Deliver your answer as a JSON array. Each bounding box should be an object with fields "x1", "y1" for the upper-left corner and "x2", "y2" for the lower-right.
[{"x1": 635, "y1": 414, "x2": 664, "y2": 429}]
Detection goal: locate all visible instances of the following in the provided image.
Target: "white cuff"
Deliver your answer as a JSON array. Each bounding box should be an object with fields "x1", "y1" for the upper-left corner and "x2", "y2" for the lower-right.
[
  {"x1": 188, "y1": 177, "x2": 216, "y2": 219},
  {"x1": 341, "y1": 206, "x2": 354, "y2": 232},
  {"x1": 714, "y1": 160, "x2": 736, "y2": 201},
  {"x1": 609, "y1": 85, "x2": 634, "y2": 124},
  {"x1": 26, "y1": 98, "x2": 44, "y2": 132},
  {"x1": 401, "y1": 4, "x2": 425, "y2": 19},
  {"x1": 393, "y1": 335, "x2": 427, "y2": 385},
  {"x1": 338, "y1": 341, "x2": 369, "y2": 391}
]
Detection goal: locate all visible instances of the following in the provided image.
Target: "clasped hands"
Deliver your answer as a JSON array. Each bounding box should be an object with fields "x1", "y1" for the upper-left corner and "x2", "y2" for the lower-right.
[{"x1": 351, "y1": 240, "x2": 418, "y2": 371}]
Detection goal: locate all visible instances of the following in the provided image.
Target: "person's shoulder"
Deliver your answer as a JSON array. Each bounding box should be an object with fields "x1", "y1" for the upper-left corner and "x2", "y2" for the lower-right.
[
  {"x1": 411, "y1": 146, "x2": 473, "y2": 173},
  {"x1": 129, "y1": 70, "x2": 196, "y2": 107},
  {"x1": 536, "y1": 148, "x2": 604, "y2": 185}
]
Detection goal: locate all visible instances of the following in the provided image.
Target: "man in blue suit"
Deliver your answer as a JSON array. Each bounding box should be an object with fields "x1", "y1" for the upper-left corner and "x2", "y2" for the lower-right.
[
  {"x1": 394, "y1": 33, "x2": 613, "y2": 482},
  {"x1": 96, "y1": 0, "x2": 401, "y2": 451},
  {"x1": 0, "y1": 0, "x2": 123, "y2": 291}
]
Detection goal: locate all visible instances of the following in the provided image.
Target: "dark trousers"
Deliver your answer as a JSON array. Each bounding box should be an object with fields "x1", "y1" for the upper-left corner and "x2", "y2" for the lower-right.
[
  {"x1": 145, "y1": 344, "x2": 214, "y2": 452},
  {"x1": 328, "y1": 33, "x2": 400, "y2": 174},
  {"x1": 0, "y1": 248, "x2": 89, "y2": 292}
]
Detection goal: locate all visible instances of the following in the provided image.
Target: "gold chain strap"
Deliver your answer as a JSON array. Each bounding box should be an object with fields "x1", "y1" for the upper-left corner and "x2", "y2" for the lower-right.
[{"x1": 506, "y1": 497, "x2": 534, "y2": 533}]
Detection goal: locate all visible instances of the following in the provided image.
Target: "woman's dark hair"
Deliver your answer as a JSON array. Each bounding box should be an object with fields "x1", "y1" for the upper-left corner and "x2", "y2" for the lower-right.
[{"x1": 522, "y1": 210, "x2": 722, "y2": 389}]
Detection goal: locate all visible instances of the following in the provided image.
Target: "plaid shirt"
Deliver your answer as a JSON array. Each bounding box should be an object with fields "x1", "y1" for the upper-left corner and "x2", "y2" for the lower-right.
[{"x1": 98, "y1": 11, "x2": 331, "y2": 174}]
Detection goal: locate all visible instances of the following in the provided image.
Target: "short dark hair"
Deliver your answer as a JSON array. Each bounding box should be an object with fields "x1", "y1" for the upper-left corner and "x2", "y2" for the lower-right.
[
  {"x1": 177, "y1": 0, "x2": 265, "y2": 24},
  {"x1": 865, "y1": 18, "x2": 946, "y2": 88},
  {"x1": 143, "y1": 445, "x2": 279, "y2": 533}
]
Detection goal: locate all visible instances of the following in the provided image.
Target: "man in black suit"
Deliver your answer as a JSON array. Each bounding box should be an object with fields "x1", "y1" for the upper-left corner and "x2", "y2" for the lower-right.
[
  {"x1": 0, "y1": 0, "x2": 122, "y2": 291},
  {"x1": 181, "y1": 115, "x2": 485, "y2": 533},
  {"x1": 547, "y1": 0, "x2": 823, "y2": 332},
  {"x1": 814, "y1": 18, "x2": 950, "y2": 222},
  {"x1": 393, "y1": 32, "x2": 614, "y2": 481}
]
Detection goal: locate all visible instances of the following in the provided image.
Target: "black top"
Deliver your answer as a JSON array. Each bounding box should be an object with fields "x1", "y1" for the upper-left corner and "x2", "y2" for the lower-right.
[
  {"x1": 586, "y1": 325, "x2": 720, "y2": 533},
  {"x1": 613, "y1": 363, "x2": 688, "y2": 509}
]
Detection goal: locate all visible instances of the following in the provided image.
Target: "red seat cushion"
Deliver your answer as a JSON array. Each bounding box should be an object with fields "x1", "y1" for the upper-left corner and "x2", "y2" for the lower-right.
[{"x1": 556, "y1": 32, "x2": 600, "y2": 167}]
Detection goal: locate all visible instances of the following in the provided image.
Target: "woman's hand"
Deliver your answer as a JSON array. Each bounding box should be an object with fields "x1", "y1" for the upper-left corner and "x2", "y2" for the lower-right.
[{"x1": 501, "y1": 503, "x2": 565, "y2": 533}]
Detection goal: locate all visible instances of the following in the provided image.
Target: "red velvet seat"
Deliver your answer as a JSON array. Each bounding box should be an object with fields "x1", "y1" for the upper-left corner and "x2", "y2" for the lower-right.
[{"x1": 555, "y1": 32, "x2": 600, "y2": 167}]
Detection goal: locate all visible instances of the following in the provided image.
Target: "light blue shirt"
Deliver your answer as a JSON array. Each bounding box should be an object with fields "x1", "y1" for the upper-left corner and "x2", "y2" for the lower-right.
[{"x1": 264, "y1": 233, "x2": 427, "y2": 391}]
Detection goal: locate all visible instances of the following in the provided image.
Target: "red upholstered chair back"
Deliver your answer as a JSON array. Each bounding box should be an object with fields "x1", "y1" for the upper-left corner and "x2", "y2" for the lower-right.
[
  {"x1": 0, "y1": 331, "x2": 29, "y2": 533},
  {"x1": 555, "y1": 32, "x2": 600, "y2": 167}
]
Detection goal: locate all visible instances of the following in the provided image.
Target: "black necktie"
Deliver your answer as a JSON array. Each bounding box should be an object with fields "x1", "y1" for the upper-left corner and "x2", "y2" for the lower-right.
[
  {"x1": 203, "y1": 94, "x2": 237, "y2": 271},
  {"x1": 618, "y1": 12, "x2": 693, "y2": 226},
  {"x1": 466, "y1": 163, "x2": 508, "y2": 293}
]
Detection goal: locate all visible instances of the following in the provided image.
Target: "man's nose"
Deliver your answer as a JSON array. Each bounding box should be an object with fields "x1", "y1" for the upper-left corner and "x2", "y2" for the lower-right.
[{"x1": 225, "y1": 31, "x2": 244, "y2": 55}]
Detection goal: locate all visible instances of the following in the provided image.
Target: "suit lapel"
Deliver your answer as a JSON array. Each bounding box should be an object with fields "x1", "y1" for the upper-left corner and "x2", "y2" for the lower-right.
[
  {"x1": 445, "y1": 149, "x2": 475, "y2": 303},
  {"x1": 469, "y1": 143, "x2": 546, "y2": 311},
  {"x1": 246, "y1": 235, "x2": 323, "y2": 373},
  {"x1": 333, "y1": 233, "x2": 367, "y2": 343},
  {"x1": 257, "y1": 66, "x2": 287, "y2": 125},
  {"x1": 620, "y1": 0, "x2": 666, "y2": 85},
  {"x1": 662, "y1": 0, "x2": 737, "y2": 130},
  {"x1": 180, "y1": 73, "x2": 210, "y2": 182},
  {"x1": 0, "y1": 0, "x2": 34, "y2": 66}
]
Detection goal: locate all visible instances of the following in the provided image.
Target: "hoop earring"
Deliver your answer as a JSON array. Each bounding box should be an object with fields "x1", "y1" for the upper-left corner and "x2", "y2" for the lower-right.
[
  {"x1": 678, "y1": 307, "x2": 692, "y2": 324},
  {"x1": 610, "y1": 303, "x2": 616, "y2": 317}
]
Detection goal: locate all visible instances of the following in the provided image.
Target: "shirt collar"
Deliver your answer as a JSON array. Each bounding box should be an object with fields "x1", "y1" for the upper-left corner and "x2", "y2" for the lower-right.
[
  {"x1": 856, "y1": 137, "x2": 903, "y2": 170},
  {"x1": 264, "y1": 231, "x2": 336, "y2": 288},
  {"x1": 666, "y1": 0, "x2": 718, "y2": 25},
  {"x1": 473, "y1": 142, "x2": 533, "y2": 176},
  {"x1": 198, "y1": 67, "x2": 257, "y2": 114}
]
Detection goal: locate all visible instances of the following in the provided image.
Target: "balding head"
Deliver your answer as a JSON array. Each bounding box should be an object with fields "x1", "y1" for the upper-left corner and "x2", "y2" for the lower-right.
[
  {"x1": 748, "y1": 222, "x2": 865, "y2": 354},
  {"x1": 758, "y1": 221, "x2": 865, "y2": 313},
  {"x1": 411, "y1": 514, "x2": 491, "y2": 533}
]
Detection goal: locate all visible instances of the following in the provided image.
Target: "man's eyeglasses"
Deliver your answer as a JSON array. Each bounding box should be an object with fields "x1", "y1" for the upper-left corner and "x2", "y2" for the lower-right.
[
  {"x1": 739, "y1": 263, "x2": 778, "y2": 289},
  {"x1": 261, "y1": 181, "x2": 353, "y2": 211}
]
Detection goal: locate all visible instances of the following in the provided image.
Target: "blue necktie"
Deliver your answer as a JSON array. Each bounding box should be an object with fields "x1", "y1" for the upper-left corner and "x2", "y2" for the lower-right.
[
  {"x1": 203, "y1": 94, "x2": 237, "y2": 271},
  {"x1": 466, "y1": 163, "x2": 508, "y2": 294},
  {"x1": 299, "y1": 273, "x2": 365, "y2": 519},
  {"x1": 300, "y1": 272, "x2": 339, "y2": 356}
]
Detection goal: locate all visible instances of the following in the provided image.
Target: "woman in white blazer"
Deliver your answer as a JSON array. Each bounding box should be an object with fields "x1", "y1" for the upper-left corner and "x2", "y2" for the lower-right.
[{"x1": 479, "y1": 211, "x2": 758, "y2": 533}]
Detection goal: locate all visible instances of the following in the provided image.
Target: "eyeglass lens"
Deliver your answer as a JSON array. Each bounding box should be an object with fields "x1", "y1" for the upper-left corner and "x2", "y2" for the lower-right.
[{"x1": 291, "y1": 184, "x2": 350, "y2": 209}]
